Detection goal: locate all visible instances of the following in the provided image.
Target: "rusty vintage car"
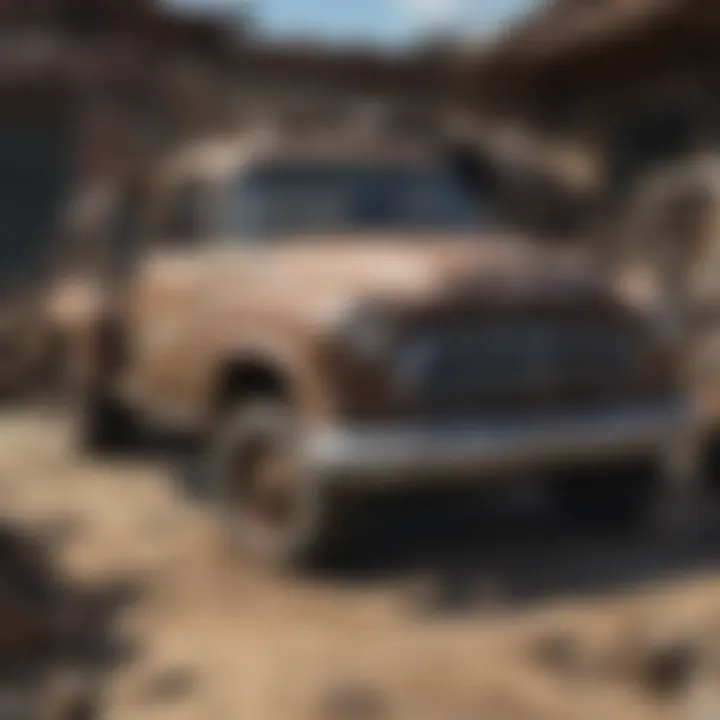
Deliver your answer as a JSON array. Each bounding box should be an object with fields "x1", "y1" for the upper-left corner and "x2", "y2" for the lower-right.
[{"x1": 47, "y1": 130, "x2": 691, "y2": 566}]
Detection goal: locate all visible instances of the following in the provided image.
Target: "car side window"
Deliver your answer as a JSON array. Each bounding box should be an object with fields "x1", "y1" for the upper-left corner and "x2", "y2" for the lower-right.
[
  {"x1": 155, "y1": 178, "x2": 207, "y2": 246},
  {"x1": 107, "y1": 184, "x2": 146, "y2": 279},
  {"x1": 223, "y1": 172, "x2": 263, "y2": 241}
]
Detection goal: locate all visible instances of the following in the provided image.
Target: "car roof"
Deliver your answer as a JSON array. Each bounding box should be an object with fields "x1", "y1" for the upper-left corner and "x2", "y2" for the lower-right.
[{"x1": 157, "y1": 129, "x2": 441, "y2": 184}]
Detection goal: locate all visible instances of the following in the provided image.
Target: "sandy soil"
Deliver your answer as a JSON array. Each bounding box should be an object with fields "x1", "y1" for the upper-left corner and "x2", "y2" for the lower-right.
[{"x1": 1, "y1": 406, "x2": 720, "y2": 719}]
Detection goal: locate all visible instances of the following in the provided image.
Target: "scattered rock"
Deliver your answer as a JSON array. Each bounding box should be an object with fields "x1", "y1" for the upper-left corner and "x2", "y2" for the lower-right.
[
  {"x1": 611, "y1": 623, "x2": 702, "y2": 699},
  {"x1": 140, "y1": 666, "x2": 196, "y2": 704},
  {"x1": 531, "y1": 628, "x2": 606, "y2": 681},
  {"x1": 321, "y1": 682, "x2": 387, "y2": 720},
  {"x1": 638, "y1": 635, "x2": 699, "y2": 698},
  {"x1": 534, "y1": 619, "x2": 707, "y2": 698},
  {"x1": 42, "y1": 670, "x2": 100, "y2": 720}
]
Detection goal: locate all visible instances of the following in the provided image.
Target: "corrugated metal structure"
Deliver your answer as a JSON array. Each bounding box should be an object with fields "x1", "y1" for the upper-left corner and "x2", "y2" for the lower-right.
[{"x1": 469, "y1": 0, "x2": 720, "y2": 198}]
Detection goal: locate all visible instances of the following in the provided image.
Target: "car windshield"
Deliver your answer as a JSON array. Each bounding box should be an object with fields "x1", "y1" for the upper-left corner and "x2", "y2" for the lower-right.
[{"x1": 228, "y1": 163, "x2": 484, "y2": 238}]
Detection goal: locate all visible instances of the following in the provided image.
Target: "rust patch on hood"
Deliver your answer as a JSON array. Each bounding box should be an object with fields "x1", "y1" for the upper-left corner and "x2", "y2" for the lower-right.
[{"x1": 210, "y1": 234, "x2": 607, "y2": 321}]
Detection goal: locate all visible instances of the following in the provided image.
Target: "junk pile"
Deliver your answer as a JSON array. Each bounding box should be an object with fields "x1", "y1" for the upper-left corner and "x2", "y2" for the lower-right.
[{"x1": 0, "y1": 523, "x2": 102, "y2": 719}]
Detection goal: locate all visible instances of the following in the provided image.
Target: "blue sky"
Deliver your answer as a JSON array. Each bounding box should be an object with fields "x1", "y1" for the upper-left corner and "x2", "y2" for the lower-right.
[{"x1": 166, "y1": 0, "x2": 537, "y2": 45}]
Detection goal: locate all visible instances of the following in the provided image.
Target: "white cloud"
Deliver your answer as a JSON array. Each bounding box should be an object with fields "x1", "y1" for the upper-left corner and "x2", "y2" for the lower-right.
[{"x1": 397, "y1": 0, "x2": 466, "y2": 26}]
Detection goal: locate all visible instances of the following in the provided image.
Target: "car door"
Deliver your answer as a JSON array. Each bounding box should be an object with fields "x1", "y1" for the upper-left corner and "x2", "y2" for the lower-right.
[{"x1": 120, "y1": 174, "x2": 215, "y2": 424}]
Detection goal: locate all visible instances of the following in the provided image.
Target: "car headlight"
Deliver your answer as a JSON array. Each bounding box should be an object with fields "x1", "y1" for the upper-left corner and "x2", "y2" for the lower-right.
[{"x1": 337, "y1": 304, "x2": 395, "y2": 362}]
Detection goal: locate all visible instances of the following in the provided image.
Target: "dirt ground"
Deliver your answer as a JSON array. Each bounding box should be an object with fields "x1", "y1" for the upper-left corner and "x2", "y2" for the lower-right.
[{"x1": 2, "y1": 406, "x2": 720, "y2": 719}]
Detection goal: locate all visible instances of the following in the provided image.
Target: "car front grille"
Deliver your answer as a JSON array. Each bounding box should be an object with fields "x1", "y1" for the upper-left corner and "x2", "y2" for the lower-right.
[{"x1": 394, "y1": 320, "x2": 645, "y2": 409}]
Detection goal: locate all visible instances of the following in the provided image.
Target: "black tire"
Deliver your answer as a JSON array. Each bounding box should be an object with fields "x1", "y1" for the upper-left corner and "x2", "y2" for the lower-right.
[
  {"x1": 210, "y1": 399, "x2": 348, "y2": 570},
  {"x1": 549, "y1": 459, "x2": 660, "y2": 534}
]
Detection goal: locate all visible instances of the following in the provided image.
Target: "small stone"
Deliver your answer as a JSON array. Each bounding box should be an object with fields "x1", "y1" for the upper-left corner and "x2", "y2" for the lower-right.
[
  {"x1": 321, "y1": 682, "x2": 386, "y2": 720},
  {"x1": 531, "y1": 629, "x2": 604, "y2": 680},
  {"x1": 631, "y1": 632, "x2": 700, "y2": 698},
  {"x1": 140, "y1": 666, "x2": 196, "y2": 704},
  {"x1": 43, "y1": 671, "x2": 100, "y2": 720}
]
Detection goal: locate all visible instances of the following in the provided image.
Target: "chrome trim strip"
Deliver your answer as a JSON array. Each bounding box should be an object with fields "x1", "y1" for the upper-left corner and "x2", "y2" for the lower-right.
[{"x1": 306, "y1": 401, "x2": 692, "y2": 484}]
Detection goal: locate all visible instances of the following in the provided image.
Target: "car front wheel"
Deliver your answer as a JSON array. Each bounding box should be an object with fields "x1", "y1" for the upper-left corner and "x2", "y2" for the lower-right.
[{"x1": 210, "y1": 399, "x2": 347, "y2": 569}]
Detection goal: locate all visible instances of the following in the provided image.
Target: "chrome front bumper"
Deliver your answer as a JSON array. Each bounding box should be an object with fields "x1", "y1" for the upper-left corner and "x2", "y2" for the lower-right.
[{"x1": 305, "y1": 401, "x2": 695, "y2": 486}]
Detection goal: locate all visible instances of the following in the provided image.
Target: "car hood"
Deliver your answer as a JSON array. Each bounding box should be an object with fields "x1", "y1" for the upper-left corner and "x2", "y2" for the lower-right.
[{"x1": 209, "y1": 233, "x2": 611, "y2": 323}]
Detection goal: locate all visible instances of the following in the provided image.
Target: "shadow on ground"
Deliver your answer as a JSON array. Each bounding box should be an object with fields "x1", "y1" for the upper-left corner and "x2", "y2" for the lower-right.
[
  {"x1": 128, "y1": 437, "x2": 720, "y2": 616},
  {"x1": 320, "y1": 486, "x2": 720, "y2": 614}
]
